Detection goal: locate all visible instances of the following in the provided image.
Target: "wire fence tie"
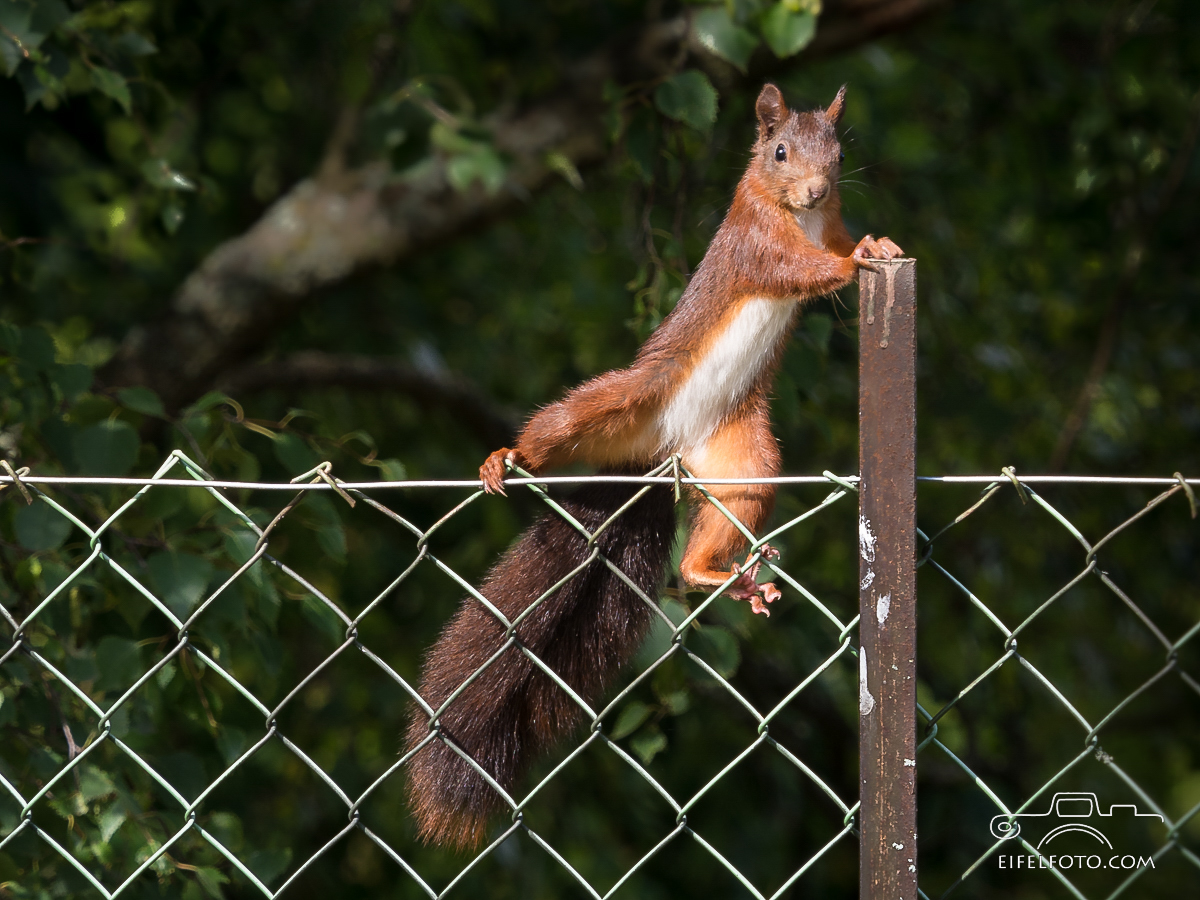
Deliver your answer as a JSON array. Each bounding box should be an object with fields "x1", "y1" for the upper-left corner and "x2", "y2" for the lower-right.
[
  {"x1": 822, "y1": 470, "x2": 859, "y2": 493},
  {"x1": 292, "y1": 460, "x2": 356, "y2": 507},
  {"x1": 1174, "y1": 471, "x2": 1197, "y2": 518},
  {"x1": 0, "y1": 460, "x2": 32, "y2": 504},
  {"x1": 1000, "y1": 466, "x2": 1029, "y2": 504},
  {"x1": 843, "y1": 805, "x2": 860, "y2": 829},
  {"x1": 671, "y1": 454, "x2": 682, "y2": 503}
]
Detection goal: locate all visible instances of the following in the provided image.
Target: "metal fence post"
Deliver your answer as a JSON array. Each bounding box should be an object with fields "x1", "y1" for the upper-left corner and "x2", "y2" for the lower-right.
[{"x1": 858, "y1": 258, "x2": 918, "y2": 900}]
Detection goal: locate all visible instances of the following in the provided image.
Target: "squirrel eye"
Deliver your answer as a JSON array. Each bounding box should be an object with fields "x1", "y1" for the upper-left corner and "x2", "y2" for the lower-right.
[
  {"x1": 774, "y1": 143, "x2": 787, "y2": 162},
  {"x1": 839, "y1": 150, "x2": 845, "y2": 164}
]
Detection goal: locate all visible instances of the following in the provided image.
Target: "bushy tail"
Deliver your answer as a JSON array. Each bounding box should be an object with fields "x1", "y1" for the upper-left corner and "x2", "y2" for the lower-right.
[{"x1": 405, "y1": 474, "x2": 676, "y2": 849}]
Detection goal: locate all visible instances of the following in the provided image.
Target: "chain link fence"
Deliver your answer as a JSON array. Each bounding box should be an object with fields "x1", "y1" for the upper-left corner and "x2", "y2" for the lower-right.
[
  {"x1": 1, "y1": 452, "x2": 1196, "y2": 899},
  {"x1": 914, "y1": 472, "x2": 1199, "y2": 899},
  {"x1": 0, "y1": 453, "x2": 868, "y2": 899}
]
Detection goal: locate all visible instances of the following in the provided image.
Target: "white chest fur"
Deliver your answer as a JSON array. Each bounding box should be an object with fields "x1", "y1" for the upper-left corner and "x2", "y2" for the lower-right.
[{"x1": 655, "y1": 297, "x2": 797, "y2": 453}]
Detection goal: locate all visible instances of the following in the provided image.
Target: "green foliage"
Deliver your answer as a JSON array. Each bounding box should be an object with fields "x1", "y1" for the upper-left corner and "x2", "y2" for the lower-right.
[
  {"x1": 13, "y1": 500, "x2": 70, "y2": 550},
  {"x1": 693, "y1": 6, "x2": 760, "y2": 71},
  {"x1": 0, "y1": 0, "x2": 151, "y2": 114},
  {"x1": 654, "y1": 70, "x2": 719, "y2": 132},
  {"x1": 761, "y1": 5, "x2": 817, "y2": 58},
  {"x1": 73, "y1": 419, "x2": 138, "y2": 476},
  {"x1": 692, "y1": 0, "x2": 821, "y2": 70}
]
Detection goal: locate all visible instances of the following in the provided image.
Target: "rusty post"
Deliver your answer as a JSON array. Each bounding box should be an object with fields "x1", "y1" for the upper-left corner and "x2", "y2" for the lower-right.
[{"x1": 858, "y1": 258, "x2": 918, "y2": 900}]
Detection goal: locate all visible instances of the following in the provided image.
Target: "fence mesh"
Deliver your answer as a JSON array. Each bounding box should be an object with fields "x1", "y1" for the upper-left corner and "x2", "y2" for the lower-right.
[
  {"x1": 914, "y1": 473, "x2": 1199, "y2": 899},
  {"x1": 0, "y1": 452, "x2": 862, "y2": 899},
  {"x1": 0, "y1": 454, "x2": 1196, "y2": 898}
]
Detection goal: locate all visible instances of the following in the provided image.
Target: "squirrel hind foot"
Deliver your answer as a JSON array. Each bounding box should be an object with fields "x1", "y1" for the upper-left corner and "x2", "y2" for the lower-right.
[{"x1": 724, "y1": 566, "x2": 781, "y2": 616}]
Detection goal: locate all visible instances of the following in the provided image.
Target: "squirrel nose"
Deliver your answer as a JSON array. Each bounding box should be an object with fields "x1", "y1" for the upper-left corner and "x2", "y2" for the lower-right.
[{"x1": 808, "y1": 183, "x2": 828, "y2": 201}]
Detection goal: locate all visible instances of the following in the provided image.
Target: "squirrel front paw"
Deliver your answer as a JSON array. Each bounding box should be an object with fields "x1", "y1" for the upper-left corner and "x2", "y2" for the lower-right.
[
  {"x1": 479, "y1": 448, "x2": 524, "y2": 495},
  {"x1": 867, "y1": 236, "x2": 903, "y2": 259},
  {"x1": 852, "y1": 234, "x2": 904, "y2": 270}
]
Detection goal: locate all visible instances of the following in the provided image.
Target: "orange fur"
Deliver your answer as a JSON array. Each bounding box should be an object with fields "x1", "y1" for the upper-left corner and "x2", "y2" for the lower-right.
[
  {"x1": 416, "y1": 83, "x2": 902, "y2": 849},
  {"x1": 678, "y1": 392, "x2": 781, "y2": 591}
]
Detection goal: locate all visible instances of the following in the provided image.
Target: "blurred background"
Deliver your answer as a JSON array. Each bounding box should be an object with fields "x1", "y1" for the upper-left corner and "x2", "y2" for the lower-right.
[{"x1": 1, "y1": 0, "x2": 1198, "y2": 897}]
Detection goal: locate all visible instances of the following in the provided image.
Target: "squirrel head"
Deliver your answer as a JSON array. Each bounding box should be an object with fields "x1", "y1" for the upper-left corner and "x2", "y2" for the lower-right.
[{"x1": 752, "y1": 83, "x2": 846, "y2": 212}]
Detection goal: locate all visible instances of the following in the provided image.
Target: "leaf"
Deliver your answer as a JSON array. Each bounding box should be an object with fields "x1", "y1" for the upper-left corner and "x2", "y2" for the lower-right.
[
  {"x1": 98, "y1": 802, "x2": 128, "y2": 843},
  {"x1": 94, "y1": 636, "x2": 143, "y2": 693},
  {"x1": 761, "y1": 5, "x2": 817, "y2": 58},
  {"x1": 545, "y1": 151, "x2": 583, "y2": 190},
  {"x1": 14, "y1": 501, "x2": 73, "y2": 551},
  {"x1": 0, "y1": 34, "x2": 22, "y2": 79},
  {"x1": 446, "y1": 146, "x2": 506, "y2": 195},
  {"x1": 370, "y1": 458, "x2": 407, "y2": 481},
  {"x1": 73, "y1": 419, "x2": 139, "y2": 476},
  {"x1": 661, "y1": 689, "x2": 691, "y2": 715},
  {"x1": 302, "y1": 493, "x2": 347, "y2": 564},
  {"x1": 155, "y1": 751, "x2": 208, "y2": 803},
  {"x1": 0, "y1": 0, "x2": 47, "y2": 77},
  {"x1": 53, "y1": 362, "x2": 93, "y2": 401},
  {"x1": 246, "y1": 849, "x2": 292, "y2": 885},
  {"x1": 18, "y1": 325, "x2": 56, "y2": 369},
  {"x1": 195, "y1": 865, "x2": 229, "y2": 899},
  {"x1": 162, "y1": 202, "x2": 185, "y2": 234},
  {"x1": 155, "y1": 660, "x2": 176, "y2": 688},
  {"x1": 187, "y1": 391, "x2": 233, "y2": 414},
  {"x1": 147, "y1": 552, "x2": 215, "y2": 619},
  {"x1": 692, "y1": 6, "x2": 759, "y2": 72},
  {"x1": 116, "y1": 386, "x2": 164, "y2": 417},
  {"x1": 78, "y1": 766, "x2": 117, "y2": 803},
  {"x1": 301, "y1": 593, "x2": 345, "y2": 644},
  {"x1": 30, "y1": 0, "x2": 71, "y2": 35},
  {"x1": 654, "y1": 70, "x2": 719, "y2": 132},
  {"x1": 89, "y1": 65, "x2": 131, "y2": 114},
  {"x1": 114, "y1": 31, "x2": 158, "y2": 57},
  {"x1": 692, "y1": 625, "x2": 741, "y2": 678},
  {"x1": 631, "y1": 728, "x2": 668, "y2": 765},
  {"x1": 611, "y1": 701, "x2": 653, "y2": 740},
  {"x1": 141, "y1": 158, "x2": 196, "y2": 191},
  {"x1": 272, "y1": 431, "x2": 319, "y2": 475},
  {"x1": 18, "y1": 59, "x2": 66, "y2": 110},
  {"x1": 216, "y1": 726, "x2": 247, "y2": 766}
]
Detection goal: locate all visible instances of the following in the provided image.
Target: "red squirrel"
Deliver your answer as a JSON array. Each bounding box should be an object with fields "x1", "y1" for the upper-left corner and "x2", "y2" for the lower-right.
[{"x1": 407, "y1": 83, "x2": 902, "y2": 849}]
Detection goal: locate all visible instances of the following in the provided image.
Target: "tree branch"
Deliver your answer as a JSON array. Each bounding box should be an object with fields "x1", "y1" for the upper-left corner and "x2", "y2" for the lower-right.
[
  {"x1": 218, "y1": 351, "x2": 518, "y2": 449},
  {"x1": 100, "y1": 0, "x2": 950, "y2": 410}
]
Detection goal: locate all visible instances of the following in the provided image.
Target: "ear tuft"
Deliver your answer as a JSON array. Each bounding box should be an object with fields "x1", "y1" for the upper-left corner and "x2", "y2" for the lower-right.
[
  {"x1": 825, "y1": 85, "x2": 847, "y2": 125},
  {"x1": 756, "y1": 84, "x2": 787, "y2": 139}
]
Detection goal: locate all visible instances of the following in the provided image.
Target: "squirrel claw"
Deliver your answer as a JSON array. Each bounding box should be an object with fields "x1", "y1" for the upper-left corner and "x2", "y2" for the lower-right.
[
  {"x1": 873, "y1": 236, "x2": 904, "y2": 259},
  {"x1": 852, "y1": 240, "x2": 882, "y2": 273},
  {"x1": 853, "y1": 235, "x2": 904, "y2": 271},
  {"x1": 480, "y1": 448, "x2": 520, "y2": 495},
  {"x1": 748, "y1": 583, "x2": 781, "y2": 616},
  {"x1": 725, "y1": 566, "x2": 781, "y2": 617}
]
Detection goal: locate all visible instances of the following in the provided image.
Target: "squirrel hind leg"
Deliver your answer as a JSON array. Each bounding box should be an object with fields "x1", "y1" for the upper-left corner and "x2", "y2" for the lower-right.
[{"x1": 680, "y1": 486, "x2": 780, "y2": 616}]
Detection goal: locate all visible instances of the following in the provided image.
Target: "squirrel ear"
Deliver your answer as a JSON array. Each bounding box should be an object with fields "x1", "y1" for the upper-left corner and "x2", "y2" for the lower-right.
[
  {"x1": 756, "y1": 84, "x2": 787, "y2": 139},
  {"x1": 825, "y1": 85, "x2": 848, "y2": 125}
]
